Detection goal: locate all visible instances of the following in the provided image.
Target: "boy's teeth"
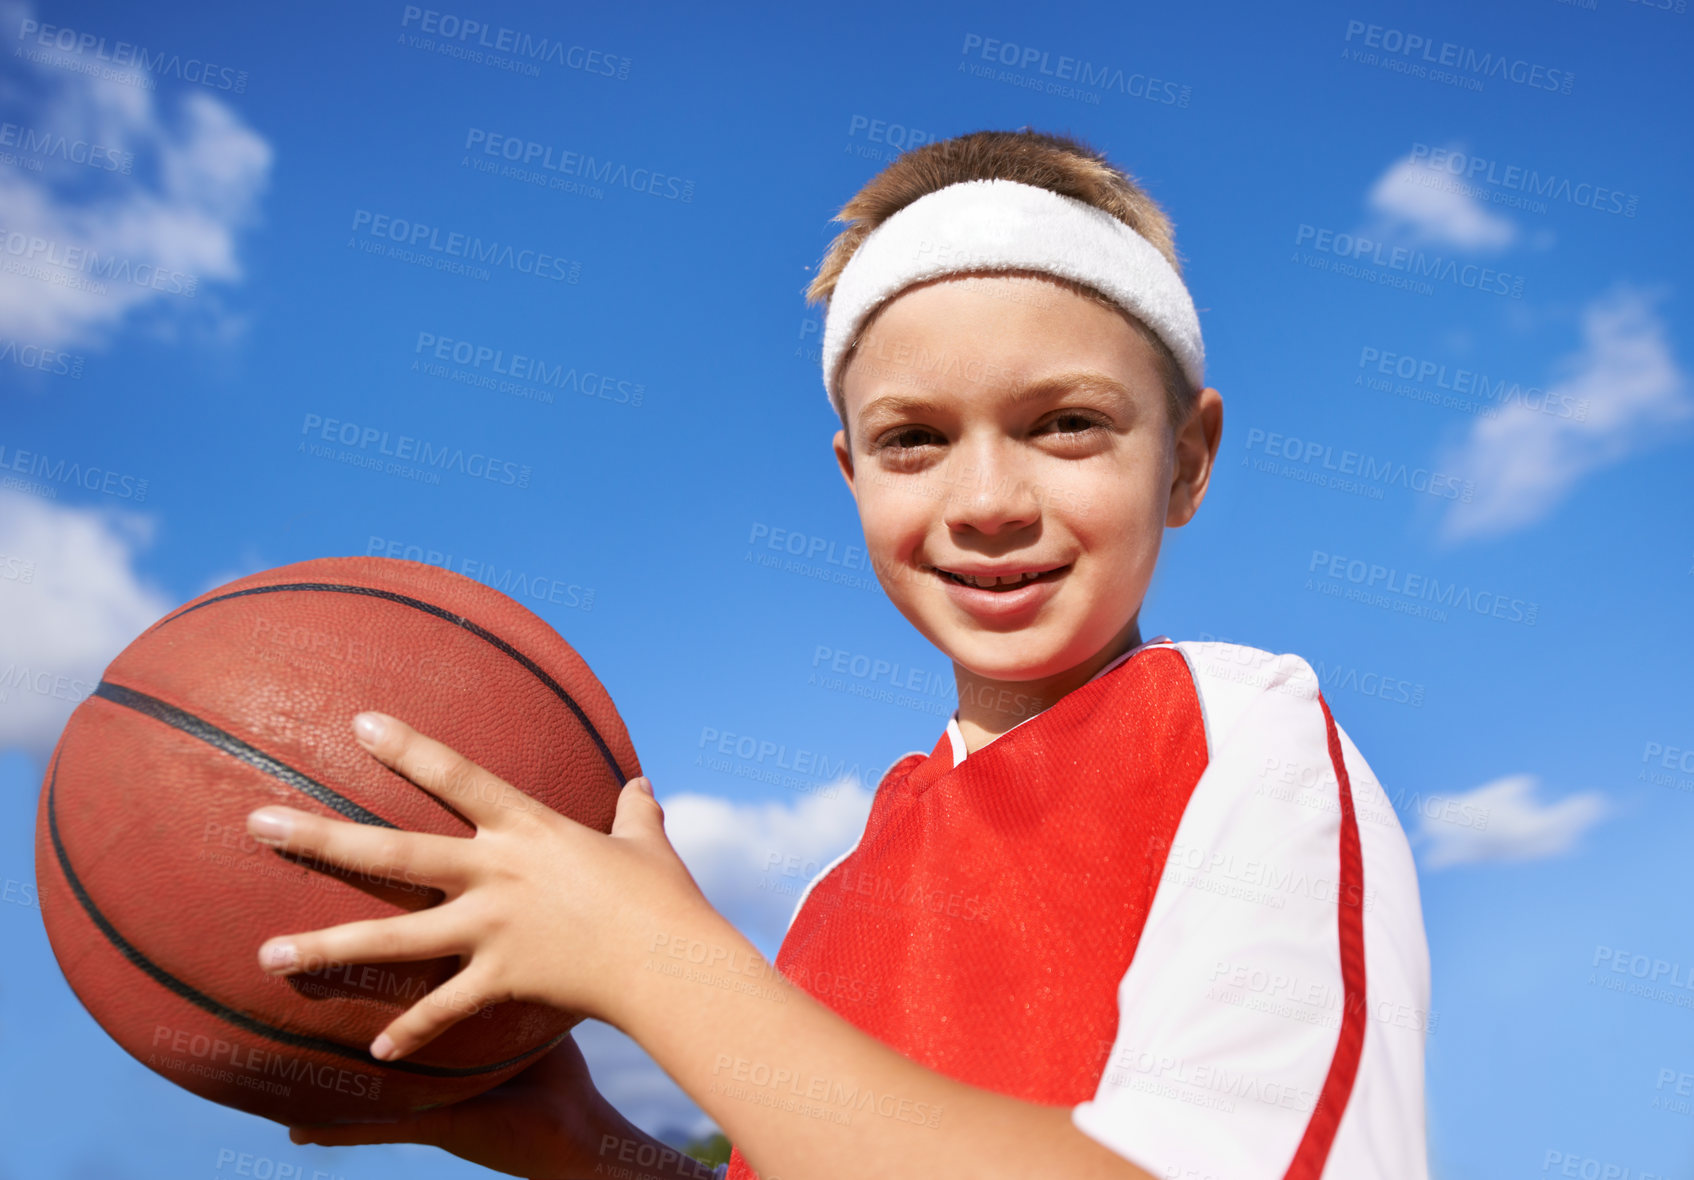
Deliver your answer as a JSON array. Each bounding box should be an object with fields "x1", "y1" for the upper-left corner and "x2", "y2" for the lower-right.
[{"x1": 948, "y1": 569, "x2": 1042, "y2": 588}]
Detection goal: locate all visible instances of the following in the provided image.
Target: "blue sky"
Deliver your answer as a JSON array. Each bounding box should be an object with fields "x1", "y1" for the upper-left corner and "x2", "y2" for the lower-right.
[{"x1": 1, "y1": 0, "x2": 1691, "y2": 1176}]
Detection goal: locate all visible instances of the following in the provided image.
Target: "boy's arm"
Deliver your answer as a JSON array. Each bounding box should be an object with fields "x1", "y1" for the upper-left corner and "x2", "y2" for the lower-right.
[
  {"x1": 615, "y1": 902, "x2": 1154, "y2": 1180},
  {"x1": 246, "y1": 713, "x2": 1153, "y2": 1180}
]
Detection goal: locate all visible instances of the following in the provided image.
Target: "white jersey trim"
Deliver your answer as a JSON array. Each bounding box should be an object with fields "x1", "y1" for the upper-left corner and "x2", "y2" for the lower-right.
[{"x1": 1070, "y1": 641, "x2": 1430, "y2": 1180}]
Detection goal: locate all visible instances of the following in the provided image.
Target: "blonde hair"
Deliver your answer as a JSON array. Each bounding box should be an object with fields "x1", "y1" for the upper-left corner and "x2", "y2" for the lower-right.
[{"x1": 808, "y1": 128, "x2": 1195, "y2": 427}]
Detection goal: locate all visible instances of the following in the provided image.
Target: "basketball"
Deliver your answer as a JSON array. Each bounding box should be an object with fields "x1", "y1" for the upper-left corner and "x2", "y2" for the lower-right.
[{"x1": 32, "y1": 556, "x2": 641, "y2": 1125}]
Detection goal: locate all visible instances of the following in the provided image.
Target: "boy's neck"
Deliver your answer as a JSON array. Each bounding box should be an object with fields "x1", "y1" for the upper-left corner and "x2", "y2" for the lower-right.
[{"x1": 951, "y1": 617, "x2": 1145, "y2": 756}]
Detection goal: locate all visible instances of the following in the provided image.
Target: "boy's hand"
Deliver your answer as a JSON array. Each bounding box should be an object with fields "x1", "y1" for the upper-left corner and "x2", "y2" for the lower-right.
[
  {"x1": 288, "y1": 1035, "x2": 613, "y2": 1179},
  {"x1": 245, "y1": 710, "x2": 711, "y2": 1061}
]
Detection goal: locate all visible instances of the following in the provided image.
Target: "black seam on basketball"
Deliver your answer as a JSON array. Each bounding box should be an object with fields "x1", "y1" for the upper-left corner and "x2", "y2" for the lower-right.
[
  {"x1": 150, "y1": 581, "x2": 630, "y2": 786},
  {"x1": 44, "y1": 746, "x2": 570, "y2": 1079},
  {"x1": 93, "y1": 681, "x2": 396, "y2": 829}
]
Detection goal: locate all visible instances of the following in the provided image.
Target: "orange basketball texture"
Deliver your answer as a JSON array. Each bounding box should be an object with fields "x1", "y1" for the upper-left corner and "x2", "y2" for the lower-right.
[{"x1": 33, "y1": 556, "x2": 640, "y2": 1124}]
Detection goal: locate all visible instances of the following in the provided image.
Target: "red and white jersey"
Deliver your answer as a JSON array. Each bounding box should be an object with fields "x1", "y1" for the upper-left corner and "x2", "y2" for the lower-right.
[{"x1": 723, "y1": 638, "x2": 1430, "y2": 1180}]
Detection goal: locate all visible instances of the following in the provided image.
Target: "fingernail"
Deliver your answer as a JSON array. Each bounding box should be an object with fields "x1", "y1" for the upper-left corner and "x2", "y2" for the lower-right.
[
  {"x1": 353, "y1": 712, "x2": 388, "y2": 745},
  {"x1": 632, "y1": 776, "x2": 653, "y2": 797},
  {"x1": 370, "y1": 1033, "x2": 396, "y2": 1061},
  {"x1": 260, "y1": 941, "x2": 298, "y2": 972},
  {"x1": 247, "y1": 809, "x2": 293, "y2": 845}
]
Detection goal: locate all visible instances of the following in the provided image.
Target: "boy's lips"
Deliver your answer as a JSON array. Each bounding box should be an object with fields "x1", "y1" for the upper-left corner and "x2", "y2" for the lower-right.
[
  {"x1": 925, "y1": 562, "x2": 1071, "y2": 622},
  {"x1": 926, "y1": 562, "x2": 1070, "y2": 589}
]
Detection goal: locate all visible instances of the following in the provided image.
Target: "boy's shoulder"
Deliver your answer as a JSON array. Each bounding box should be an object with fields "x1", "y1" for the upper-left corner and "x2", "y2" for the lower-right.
[
  {"x1": 1164, "y1": 636, "x2": 1322, "y2": 687},
  {"x1": 1143, "y1": 636, "x2": 1329, "y2": 738}
]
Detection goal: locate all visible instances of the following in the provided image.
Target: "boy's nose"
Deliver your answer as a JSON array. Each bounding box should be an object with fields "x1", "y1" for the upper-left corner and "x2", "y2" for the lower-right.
[{"x1": 939, "y1": 446, "x2": 1043, "y2": 536}]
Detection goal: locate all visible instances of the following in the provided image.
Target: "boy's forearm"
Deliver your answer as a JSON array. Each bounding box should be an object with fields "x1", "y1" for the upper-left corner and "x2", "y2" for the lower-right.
[
  {"x1": 572, "y1": 1103, "x2": 723, "y2": 1180},
  {"x1": 610, "y1": 905, "x2": 1153, "y2": 1180}
]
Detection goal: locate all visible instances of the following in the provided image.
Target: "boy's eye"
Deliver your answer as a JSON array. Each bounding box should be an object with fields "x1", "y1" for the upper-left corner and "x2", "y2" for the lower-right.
[
  {"x1": 879, "y1": 426, "x2": 942, "y2": 451},
  {"x1": 1039, "y1": 411, "x2": 1106, "y2": 435}
]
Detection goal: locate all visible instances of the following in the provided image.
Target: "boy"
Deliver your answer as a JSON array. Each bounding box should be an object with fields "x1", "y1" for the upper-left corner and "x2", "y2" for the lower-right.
[{"x1": 251, "y1": 129, "x2": 1430, "y2": 1180}]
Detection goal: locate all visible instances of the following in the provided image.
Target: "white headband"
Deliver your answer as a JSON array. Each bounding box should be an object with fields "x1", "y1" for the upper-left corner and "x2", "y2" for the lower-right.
[{"x1": 819, "y1": 178, "x2": 1205, "y2": 420}]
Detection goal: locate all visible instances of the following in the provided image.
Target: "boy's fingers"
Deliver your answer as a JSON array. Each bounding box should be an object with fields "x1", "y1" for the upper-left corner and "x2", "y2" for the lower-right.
[
  {"x1": 351, "y1": 711, "x2": 547, "y2": 830},
  {"x1": 610, "y1": 776, "x2": 665, "y2": 841},
  {"x1": 257, "y1": 906, "x2": 465, "y2": 977},
  {"x1": 290, "y1": 1116, "x2": 441, "y2": 1146},
  {"x1": 371, "y1": 965, "x2": 503, "y2": 1061},
  {"x1": 245, "y1": 805, "x2": 468, "y2": 892}
]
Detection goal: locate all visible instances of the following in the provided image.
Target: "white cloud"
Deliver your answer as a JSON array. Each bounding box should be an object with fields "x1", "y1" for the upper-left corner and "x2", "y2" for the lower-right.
[
  {"x1": 0, "y1": 3, "x2": 272, "y2": 351},
  {"x1": 1363, "y1": 149, "x2": 1518, "y2": 252},
  {"x1": 1417, "y1": 774, "x2": 1608, "y2": 870},
  {"x1": 571, "y1": 779, "x2": 874, "y2": 1141},
  {"x1": 0, "y1": 490, "x2": 175, "y2": 758},
  {"x1": 575, "y1": 1020, "x2": 721, "y2": 1144},
  {"x1": 662, "y1": 777, "x2": 875, "y2": 955},
  {"x1": 1441, "y1": 283, "x2": 1691, "y2": 541}
]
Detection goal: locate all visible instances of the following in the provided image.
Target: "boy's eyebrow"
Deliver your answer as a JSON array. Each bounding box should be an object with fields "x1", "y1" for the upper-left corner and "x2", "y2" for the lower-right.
[
  {"x1": 858, "y1": 371, "x2": 1134, "y2": 429},
  {"x1": 856, "y1": 393, "x2": 948, "y2": 431},
  {"x1": 1010, "y1": 370, "x2": 1136, "y2": 409}
]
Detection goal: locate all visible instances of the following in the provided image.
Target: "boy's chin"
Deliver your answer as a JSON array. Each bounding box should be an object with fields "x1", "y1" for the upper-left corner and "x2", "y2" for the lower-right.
[{"x1": 940, "y1": 631, "x2": 1083, "y2": 684}]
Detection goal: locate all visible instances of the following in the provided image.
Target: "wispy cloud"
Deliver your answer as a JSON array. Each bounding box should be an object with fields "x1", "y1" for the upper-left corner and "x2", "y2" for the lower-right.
[
  {"x1": 664, "y1": 777, "x2": 875, "y2": 954},
  {"x1": 1441, "y1": 283, "x2": 1691, "y2": 541},
  {"x1": 583, "y1": 779, "x2": 875, "y2": 1139},
  {"x1": 1362, "y1": 147, "x2": 1518, "y2": 252},
  {"x1": 0, "y1": 491, "x2": 174, "y2": 757},
  {"x1": 0, "y1": 3, "x2": 272, "y2": 351},
  {"x1": 1417, "y1": 774, "x2": 1608, "y2": 870}
]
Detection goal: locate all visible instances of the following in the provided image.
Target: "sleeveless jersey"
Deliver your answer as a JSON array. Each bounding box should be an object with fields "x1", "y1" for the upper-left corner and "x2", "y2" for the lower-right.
[{"x1": 724, "y1": 639, "x2": 1429, "y2": 1180}]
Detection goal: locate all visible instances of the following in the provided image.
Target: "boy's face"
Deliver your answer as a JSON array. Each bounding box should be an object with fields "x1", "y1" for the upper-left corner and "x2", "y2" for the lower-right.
[{"x1": 832, "y1": 272, "x2": 1220, "y2": 685}]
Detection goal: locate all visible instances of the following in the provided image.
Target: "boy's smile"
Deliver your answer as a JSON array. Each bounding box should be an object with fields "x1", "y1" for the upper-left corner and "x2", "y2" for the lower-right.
[{"x1": 832, "y1": 271, "x2": 1222, "y2": 748}]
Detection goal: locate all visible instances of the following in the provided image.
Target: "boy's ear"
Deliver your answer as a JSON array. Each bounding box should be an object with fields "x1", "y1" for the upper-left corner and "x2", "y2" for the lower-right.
[
  {"x1": 832, "y1": 428, "x2": 857, "y2": 499},
  {"x1": 1167, "y1": 386, "x2": 1224, "y2": 528}
]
